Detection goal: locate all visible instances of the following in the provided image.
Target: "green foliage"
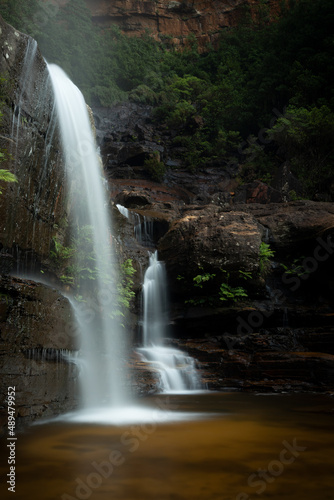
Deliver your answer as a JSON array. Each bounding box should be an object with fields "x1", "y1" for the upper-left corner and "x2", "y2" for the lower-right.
[
  {"x1": 259, "y1": 242, "x2": 275, "y2": 274},
  {"x1": 50, "y1": 236, "x2": 75, "y2": 261},
  {"x1": 0, "y1": 74, "x2": 17, "y2": 193},
  {"x1": 144, "y1": 153, "x2": 166, "y2": 182},
  {"x1": 0, "y1": 169, "x2": 17, "y2": 194},
  {"x1": 117, "y1": 259, "x2": 136, "y2": 312},
  {"x1": 280, "y1": 257, "x2": 310, "y2": 278},
  {"x1": 181, "y1": 268, "x2": 249, "y2": 306},
  {"x1": 267, "y1": 105, "x2": 334, "y2": 196},
  {"x1": 1, "y1": 0, "x2": 333, "y2": 190},
  {"x1": 219, "y1": 282, "x2": 248, "y2": 302},
  {"x1": 239, "y1": 270, "x2": 253, "y2": 281},
  {"x1": 193, "y1": 272, "x2": 216, "y2": 288},
  {"x1": 50, "y1": 229, "x2": 136, "y2": 317}
]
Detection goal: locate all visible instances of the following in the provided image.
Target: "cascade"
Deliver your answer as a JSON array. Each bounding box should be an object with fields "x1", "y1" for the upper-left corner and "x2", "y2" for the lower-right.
[
  {"x1": 116, "y1": 205, "x2": 204, "y2": 391},
  {"x1": 137, "y1": 252, "x2": 204, "y2": 393},
  {"x1": 117, "y1": 204, "x2": 154, "y2": 247},
  {"x1": 48, "y1": 64, "x2": 128, "y2": 410}
]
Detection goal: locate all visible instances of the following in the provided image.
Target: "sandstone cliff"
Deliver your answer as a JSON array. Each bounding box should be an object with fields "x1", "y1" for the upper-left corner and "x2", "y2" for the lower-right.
[{"x1": 86, "y1": 0, "x2": 282, "y2": 50}]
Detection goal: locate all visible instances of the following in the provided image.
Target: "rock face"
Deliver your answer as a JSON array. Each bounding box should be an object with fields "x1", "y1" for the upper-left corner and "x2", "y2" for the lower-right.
[
  {"x1": 0, "y1": 18, "x2": 79, "y2": 431},
  {"x1": 0, "y1": 15, "x2": 67, "y2": 276},
  {"x1": 86, "y1": 0, "x2": 282, "y2": 50},
  {"x1": 0, "y1": 276, "x2": 78, "y2": 431},
  {"x1": 95, "y1": 99, "x2": 334, "y2": 395},
  {"x1": 159, "y1": 205, "x2": 263, "y2": 285}
]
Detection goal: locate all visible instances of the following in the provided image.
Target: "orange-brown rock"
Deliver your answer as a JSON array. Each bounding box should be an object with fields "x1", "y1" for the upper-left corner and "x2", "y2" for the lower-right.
[{"x1": 85, "y1": 0, "x2": 283, "y2": 51}]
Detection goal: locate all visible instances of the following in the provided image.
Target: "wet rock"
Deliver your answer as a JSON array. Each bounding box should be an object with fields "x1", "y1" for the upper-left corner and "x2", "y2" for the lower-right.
[
  {"x1": 0, "y1": 16, "x2": 67, "y2": 275},
  {"x1": 239, "y1": 201, "x2": 334, "y2": 249},
  {"x1": 158, "y1": 205, "x2": 264, "y2": 287},
  {"x1": 169, "y1": 329, "x2": 334, "y2": 393},
  {"x1": 0, "y1": 275, "x2": 78, "y2": 430},
  {"x1": 271, "y1": 162, "x2": 304, "y2": 201}
]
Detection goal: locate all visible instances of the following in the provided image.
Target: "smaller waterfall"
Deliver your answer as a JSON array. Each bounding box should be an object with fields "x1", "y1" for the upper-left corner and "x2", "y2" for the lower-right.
[
  {"x1": 138, "y1": 252, "x2": 204, "y2": 393},
  {"x1": 116, "y1": 204, "x2": 154, "y2": 247}
]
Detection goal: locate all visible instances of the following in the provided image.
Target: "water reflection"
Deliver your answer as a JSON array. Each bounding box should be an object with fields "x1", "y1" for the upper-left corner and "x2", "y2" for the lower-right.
[{"x1": 1, "y1": 393, "x2": 333, "y2": 500}]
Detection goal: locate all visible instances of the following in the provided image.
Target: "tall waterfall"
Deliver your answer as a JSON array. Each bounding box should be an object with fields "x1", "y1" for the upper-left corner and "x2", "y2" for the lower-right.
[
  {"x1": 138, "y1": 252, "x2": 204, "y2": 393},
  {"x1": 48, "y1": 64, "x2": 128, "y2": 409}
]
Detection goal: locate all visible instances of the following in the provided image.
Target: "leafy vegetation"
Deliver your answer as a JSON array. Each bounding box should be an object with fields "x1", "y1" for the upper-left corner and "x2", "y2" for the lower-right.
[
  {"x1": 178, "y1": 268, "x2": 250, "y2": 306},
  {"x1": 0, "y1": 74, "x2": 17, "y2": 193},
  {"x1": 0, "y1": 0, "x2": 333, "y2": 196},
  {"x1": 259, "y1": 242, "x2": 275, "y2": 274},
  {"x1": 0, "y1": 169, "x2": 17, "y2": 194},
  {"x1": 143, "y1": 153, "x2": 166, "y2": 182},
  {"x1": 50, "y1": 228, "x2": 136, "y2": 317}
]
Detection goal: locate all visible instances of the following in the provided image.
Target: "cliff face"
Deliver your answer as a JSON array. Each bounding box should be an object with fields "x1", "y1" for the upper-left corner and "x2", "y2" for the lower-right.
[
  {"x1": 0, "y1": 17, "x2": 78, "y2": 430},
  {"x1": 86, "y1": 0, "x2": 282, "y2": 50},
  {"x1": 0, "y1": 15, "x2": 67, "y2": 277}
]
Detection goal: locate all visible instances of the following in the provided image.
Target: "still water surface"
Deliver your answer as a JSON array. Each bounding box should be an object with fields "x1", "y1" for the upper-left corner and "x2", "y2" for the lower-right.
[{"x1": 1, "y1": 392, "x2": 333, "y2": 500}]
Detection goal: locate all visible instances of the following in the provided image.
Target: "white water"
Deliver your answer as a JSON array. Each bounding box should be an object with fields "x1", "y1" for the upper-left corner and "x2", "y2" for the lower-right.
[
  {"x1": 116, "y1": 204, "x2": 154, "y2": 247},
  {"x1": 138, "y1": 252, "x2": 204, "y2": 393},
  {"x1": 48, "y1": 64, "x2": 128, "y2": 409}
]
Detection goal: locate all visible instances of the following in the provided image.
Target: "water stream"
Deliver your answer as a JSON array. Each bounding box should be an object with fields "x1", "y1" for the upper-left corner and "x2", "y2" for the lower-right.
[
  {"x1": 116, "y1": 204, "x2": 204, "y2": 392},
  {"x1": 137, "y1": 251, "x2": 204, "y2": 393},
  {"x1": 48, "y1": 64, "x2": 128, "y2": 411}
]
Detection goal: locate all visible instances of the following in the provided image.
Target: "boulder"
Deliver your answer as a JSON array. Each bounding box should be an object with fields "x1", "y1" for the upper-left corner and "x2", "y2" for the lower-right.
[
  {"x1": 159, "y1": 205, "x2": 264, "y2": 287},
  {"x1": 239, "y1": 201, "x2": 334, "y2": 249}
]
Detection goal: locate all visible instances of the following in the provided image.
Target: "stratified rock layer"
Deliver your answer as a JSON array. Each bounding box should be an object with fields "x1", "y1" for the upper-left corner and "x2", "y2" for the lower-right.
[{"x1": 86, "y1": 0, "x2": 282, "y2": 50}]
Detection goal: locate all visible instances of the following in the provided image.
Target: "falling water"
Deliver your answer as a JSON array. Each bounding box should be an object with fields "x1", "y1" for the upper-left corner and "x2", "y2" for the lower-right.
[
  {"x1": 48, "y1": 64, "x2": 128, "y2": 409},
  {"x1": 138, "y1": 252, "x2": 204, "y2": 392},
  {"x1": 116, "y1": 204, "x2": 154, "y2": 246}
]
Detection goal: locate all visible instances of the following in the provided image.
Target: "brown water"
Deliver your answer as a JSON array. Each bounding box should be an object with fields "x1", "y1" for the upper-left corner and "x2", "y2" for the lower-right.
[{"x1": 1, "y1": 392, "x2": 333, "y2": 500}]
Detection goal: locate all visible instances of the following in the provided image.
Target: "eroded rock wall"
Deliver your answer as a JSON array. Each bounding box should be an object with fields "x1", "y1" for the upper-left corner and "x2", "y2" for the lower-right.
[{"x1": 0, "y1": 15, "x2": 67, "y2": 276}]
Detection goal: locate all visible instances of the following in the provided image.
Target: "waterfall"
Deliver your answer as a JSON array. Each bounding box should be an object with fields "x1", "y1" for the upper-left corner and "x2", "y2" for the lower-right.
[
  {"x1": 116, "y1": 204, "x2": 154, "y2": 247},
  {"x1": 138, "y1": 252, "x2": 204, "y2": 393},
  {"x1": 48, "y1": 64, "x2": 128, "y2": 409}
]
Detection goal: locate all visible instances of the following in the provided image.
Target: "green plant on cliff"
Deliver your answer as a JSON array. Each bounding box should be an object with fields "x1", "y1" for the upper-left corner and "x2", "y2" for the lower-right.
[
  {"x1": 0, "y1": 169, "x2": 17, "y2": 194},
  {"x1": 51, "y1": 228, "x2": 136, "y2": 317},
  {"x1": 144, "y1": 152, "x2": 166, "y2": 182},
  {"x1": 0, "y1": 75, "x2": 17, "y2": 193},
  {"x1": 117, "y1": 259, "x2": 136, "y2": 312},
  {"x1": 267, "y1": 105, "x2": 334, "y2": 196},
  {"x1": 259, "y1": 242, "x2": 275, "y2": 274},
  {"x1": 179, "y1": 268, "x2": 249, "y2": 306},
  {"x1": 1, "y1": 0, "x2": 333, "y2": 193}
]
